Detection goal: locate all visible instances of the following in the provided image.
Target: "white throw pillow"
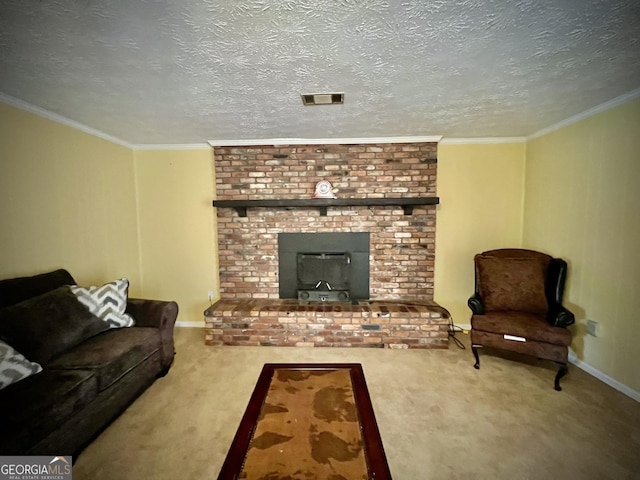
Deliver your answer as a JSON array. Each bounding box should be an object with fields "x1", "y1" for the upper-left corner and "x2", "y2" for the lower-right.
[
  {"x1": 0, "y1": 340, "x2": 43, "y2": 390},
  {"x1": 70, "y1": 278, "x2": 135, "y2": 328}
]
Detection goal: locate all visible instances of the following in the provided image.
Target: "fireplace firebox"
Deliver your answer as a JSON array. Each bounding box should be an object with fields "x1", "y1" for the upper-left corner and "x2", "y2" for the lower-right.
[
  {"x1": 297, "y1": 252, "x2": 351, "y2": 301},
  {"x1": 278, "y1": 233, "x2": 370, "y2": 301}
]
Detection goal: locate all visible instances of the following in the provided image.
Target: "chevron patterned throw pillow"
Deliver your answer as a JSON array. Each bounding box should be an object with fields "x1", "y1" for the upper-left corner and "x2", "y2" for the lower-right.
[
  {"x1": 0, "y1": 340, "x2": 42, "y2": 390},
  {"x1": 70, "y1": 278, "x2": 135, "y2": 328}
]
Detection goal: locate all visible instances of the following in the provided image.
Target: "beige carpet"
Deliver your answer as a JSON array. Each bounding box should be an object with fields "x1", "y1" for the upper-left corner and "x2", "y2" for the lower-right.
[{"x1": 73, "y1": 328, "x2": 640, "y2": 479}]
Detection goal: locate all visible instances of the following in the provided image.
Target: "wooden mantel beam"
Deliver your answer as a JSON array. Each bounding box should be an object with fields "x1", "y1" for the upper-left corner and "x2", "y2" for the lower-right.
[{"x1": 212, "y1": 197, "x2": 439, "y2": 217}]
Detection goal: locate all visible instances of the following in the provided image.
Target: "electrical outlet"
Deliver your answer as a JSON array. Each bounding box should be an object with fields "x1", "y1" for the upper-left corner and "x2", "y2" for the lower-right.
[
  {"x1": 587, "y1": 319, "x2": 598, "y2": 337},
  {"x1": 207, "y1": 291, "x2": 214, "y2": 302}
]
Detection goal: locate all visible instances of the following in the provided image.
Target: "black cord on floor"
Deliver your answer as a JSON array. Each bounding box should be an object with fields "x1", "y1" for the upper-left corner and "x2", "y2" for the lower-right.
[{"x1": 448, "y1": 316, "x2": 466, "y2": 349}]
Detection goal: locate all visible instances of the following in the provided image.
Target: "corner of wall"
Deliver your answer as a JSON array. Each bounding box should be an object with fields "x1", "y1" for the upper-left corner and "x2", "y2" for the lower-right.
[
  {"x1": 131, "y1": 149, "x2": 145, "y2": 295},
  {"x1": 519, "y1": 140, "x2": 528, "y2": 247}
]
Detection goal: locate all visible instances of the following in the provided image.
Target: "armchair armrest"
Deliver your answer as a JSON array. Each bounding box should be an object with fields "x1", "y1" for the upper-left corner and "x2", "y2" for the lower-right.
[
  {"x1": 547, "y1": 304, "x2": 575, "y2": 328},
  {"x1": 126, "y1": 298, "x2": 179, "y2": 370},
  {"x1": 468, "y1": 294, "x2": 484, "y2": 315}
]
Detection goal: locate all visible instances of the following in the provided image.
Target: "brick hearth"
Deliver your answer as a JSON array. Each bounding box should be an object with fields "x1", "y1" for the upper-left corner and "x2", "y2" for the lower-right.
[
  {"x1": 205, "y1": 299, "x2": 450, "y2": 348},
  {"x1": 208, "y1": 142, "x2": 449, "y2": 348}
]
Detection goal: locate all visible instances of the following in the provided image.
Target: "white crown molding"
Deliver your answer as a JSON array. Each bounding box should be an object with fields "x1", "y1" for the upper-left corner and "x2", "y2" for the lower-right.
[
  {"x1": 132, "y1": 143, "x2": 211, "y2": 151},
  {"x1": 528, "y1": 87, "x2": 640, "y2": 140},
  {"x1": 5, "y1": 86, "x2": 639, "y2": 148},
  {"x1": 439, "y1": 137, "x2": 526, "y2": 145},
  {"x1": 0, "y1": 93, "x2": 134, "y2": 149},
  {"x1": 207, "y1": 136, "x2": 443, "y2": 147}
]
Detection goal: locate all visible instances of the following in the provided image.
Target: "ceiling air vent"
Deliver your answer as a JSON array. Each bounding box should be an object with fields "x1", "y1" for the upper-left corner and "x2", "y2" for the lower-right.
[{"x1": 301, "y1": 93, "x2": 344, "y2": 106}]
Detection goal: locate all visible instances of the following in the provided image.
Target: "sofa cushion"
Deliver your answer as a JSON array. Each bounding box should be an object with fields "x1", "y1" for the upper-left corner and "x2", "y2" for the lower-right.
[
  {"x1": 0, "y1": 368, "x2": 97, "y2": 454},
  {"x1": 476, "y1": 255, "x2": 548, "y2": 314},
  {"x1": 471, "y1": 312, "x2": 572, "y2": 346},
  {"x1": 0, "y1": 269, "x2": 76, "y2": 308},
  {"x1": 47, "y1": 327, "x2": 161, "y2": 392},
  {"x1": 0, "y1": 340, "x2": 42, "y2": 390},
  {"x1": 70, "y1": 278, "x2": 135, "y2": 328},
  {"x1": 0, "y1": 286, "x2": 110, "y2": 365}
]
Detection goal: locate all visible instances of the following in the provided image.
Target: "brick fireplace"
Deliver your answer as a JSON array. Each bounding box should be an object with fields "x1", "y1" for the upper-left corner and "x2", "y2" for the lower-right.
[{"x1": 204, "y1": 142, "x2": 450, "y2": 348}]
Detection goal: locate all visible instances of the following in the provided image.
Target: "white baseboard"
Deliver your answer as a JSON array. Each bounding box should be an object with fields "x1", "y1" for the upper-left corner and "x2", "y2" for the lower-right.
[
  {"x1": 175, "y1": 321, "x2": 204, "y2": 328},
  {"x1": 455, "y1": 326, "x2": 639, "y2": 402},
  {"x1": 450, "y1": 322, "x2": 471, "y2": 333},
  {"x1": 569, "y1": 352, "x2": 640, "y2": 403}
]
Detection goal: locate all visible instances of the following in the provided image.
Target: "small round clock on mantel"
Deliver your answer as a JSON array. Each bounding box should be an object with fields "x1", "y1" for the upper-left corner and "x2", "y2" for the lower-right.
[{"x1": 314, "y1": 180, "x2": 336, "y2": 199}]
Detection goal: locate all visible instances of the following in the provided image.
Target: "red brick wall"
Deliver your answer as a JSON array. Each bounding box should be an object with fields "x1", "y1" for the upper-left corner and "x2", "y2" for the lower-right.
[{"x1": 213, "y1": 142, "x2": 438, "y2": 300}]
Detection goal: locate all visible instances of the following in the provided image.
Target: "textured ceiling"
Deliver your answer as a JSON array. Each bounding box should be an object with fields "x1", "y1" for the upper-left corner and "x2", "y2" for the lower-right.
[{"x1": 1, "y1": 0, "x2": 639, "y2": 146}]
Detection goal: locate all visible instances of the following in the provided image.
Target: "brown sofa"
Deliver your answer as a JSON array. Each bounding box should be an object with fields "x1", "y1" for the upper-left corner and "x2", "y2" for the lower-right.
[{"x1": 0, "y1": 269, "x2": 178, "y2": 456}]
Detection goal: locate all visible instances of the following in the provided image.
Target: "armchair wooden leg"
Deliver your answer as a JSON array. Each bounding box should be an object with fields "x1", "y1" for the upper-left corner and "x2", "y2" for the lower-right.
[
  {"x1": 472, "y1": 345, "x2": 481, "y2": 369},
  {"x1": 554, "y1": 363, "x2": 568, "y2": 391}
]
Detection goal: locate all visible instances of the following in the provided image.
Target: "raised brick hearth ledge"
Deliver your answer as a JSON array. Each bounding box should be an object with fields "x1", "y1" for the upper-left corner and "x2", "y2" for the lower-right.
[{"x1": 204, "y1": 299, "x2": 450, "y2": 349}]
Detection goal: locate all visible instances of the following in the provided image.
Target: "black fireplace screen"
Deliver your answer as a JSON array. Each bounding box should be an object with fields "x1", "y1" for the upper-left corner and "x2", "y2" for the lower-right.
[
  {"x1": 297, "y1": 253, "x2": 351, "y2": 300},
  {"x1": 278, "y1": 232, "x2": 370, "y2": 301}
]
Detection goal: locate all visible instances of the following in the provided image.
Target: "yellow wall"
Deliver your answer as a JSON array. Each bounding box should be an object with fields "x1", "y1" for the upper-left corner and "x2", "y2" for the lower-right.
[
  {"x1": 0, "y1": 102, "x2": 141, "y2": 292},
  {"x1": 4, "y1": 95, "x2": 638, "y2": 393},
  {"x1": 0, "y1": 103, "x2": 219, "y2": 323},
  {"x1": 0, "y1": 101, "x2": 527, "y2": 328},
  {"x1": 435, "y1": 142, "x2": 526, "y2": 325},
  {"x1": 524, "y1": 97, "x2": 640, "y2": 392},
  {"x1": 133, "y1": 149, "x2": 219, "y2": 323}
]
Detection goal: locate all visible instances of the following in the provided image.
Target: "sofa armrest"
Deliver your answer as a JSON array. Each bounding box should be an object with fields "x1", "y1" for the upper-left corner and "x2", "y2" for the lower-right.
[
  {"x1": 126, "y1": 298, "x2": 178, "y2": 329},
  {"x1": 468, "y1": 294, "x2": 485, "y2": 315},
  {"x1": 547, "y1": 304, "x2": 575, "y2": 328},
  {"x1": 126, "y1": 298, "x2": 178, "y2": 370}
]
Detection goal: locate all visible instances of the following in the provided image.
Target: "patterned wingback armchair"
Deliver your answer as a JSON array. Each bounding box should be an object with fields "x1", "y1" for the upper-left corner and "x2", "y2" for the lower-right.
[{"x1": 468, "y1": 249, "x2": 575, "y2": 390}]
